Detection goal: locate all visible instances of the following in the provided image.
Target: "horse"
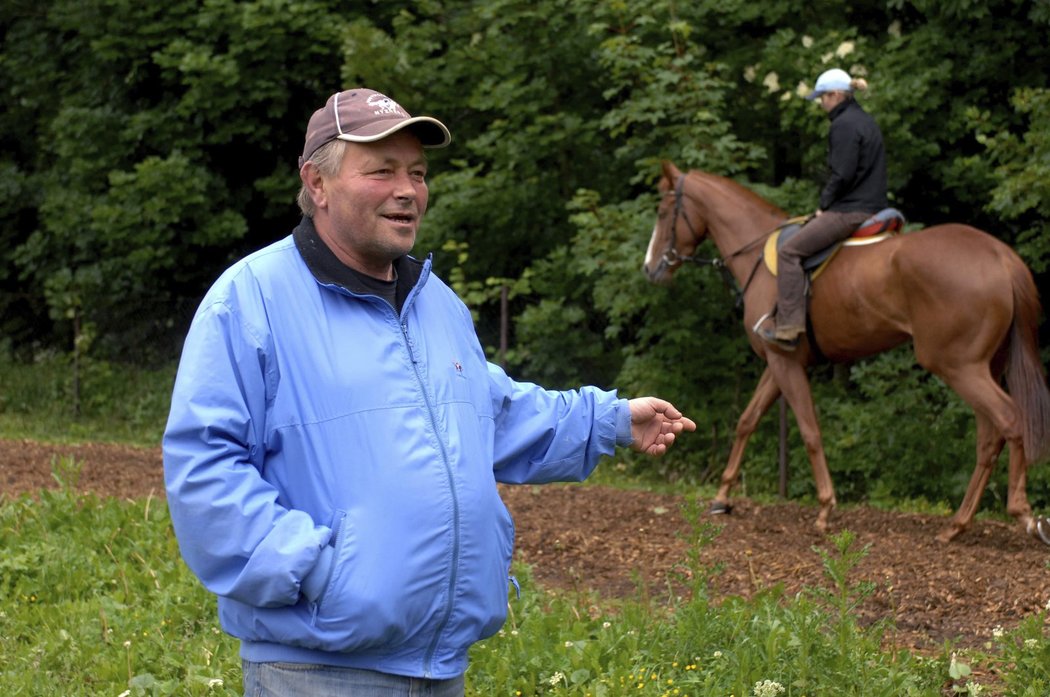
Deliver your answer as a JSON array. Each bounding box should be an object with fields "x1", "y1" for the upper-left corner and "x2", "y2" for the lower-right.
[{"x1": 644, "y1": 160, "x2": 1050, "y2": 544}]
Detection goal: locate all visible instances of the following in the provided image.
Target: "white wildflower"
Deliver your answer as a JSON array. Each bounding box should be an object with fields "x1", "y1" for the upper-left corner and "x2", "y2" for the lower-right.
[
  {"x1": 713, "y1": 650, "x2": 723, "y2": 658},
  {"x1": 548, "y1": 671, "x2": 565, "y2": 686},
  {"x1": 118, "y1": 691, "x2": 131, "y2": 697},
  {"x1": 992, "y1": 625, "x2": 1004, "y2": 638},
  {"x1": 1025, "y1": 638, "x2": 1039, "y2": 648},
  {"x1": 762, "y1": 72, "x2": 780, "y2": 93},
  {"x1": 802, "y1": 35, "x2": 813, "y2": 48},
  {"x1": 835, "y1": 41, "x2": 855, "y2": 58},
  {"x1": 744, "y1": 65, "x2": 757, "y2": 82},
  {"x1": 207, "y1": 678, "x2": 223, "y2": 688},
  {"x1": 753, "y1": 679, "x2": 786, "y2": 697},
  {"x1": 564, "y1": 640, "x2": 573, "y2": 648},
  {"x1": 888, "y1": 20, "x2": 902, "y2": 38},
  {"x1": 966, "y1": 681, "x2": 983, "y2": 695},
  {"x1": 602, "y1": 621, "x2": 611, "y2": 629}
]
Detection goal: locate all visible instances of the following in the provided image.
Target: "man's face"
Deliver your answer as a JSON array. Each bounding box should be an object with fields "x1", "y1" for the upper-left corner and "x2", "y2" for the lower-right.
[{"x1": 311, "y1": 130, "x2": 429, "y2": 279}]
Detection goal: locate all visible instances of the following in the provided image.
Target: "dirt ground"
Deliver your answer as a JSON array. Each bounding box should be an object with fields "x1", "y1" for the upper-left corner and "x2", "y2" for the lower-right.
[{"x1": 3, "y1": 437, "x2": 1049, "y2": 656}]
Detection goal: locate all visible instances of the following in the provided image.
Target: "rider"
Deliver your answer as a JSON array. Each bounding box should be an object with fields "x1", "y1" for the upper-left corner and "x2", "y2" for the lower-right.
[{"x1": 757, "y1": 68, "x2": 888, "y2": 350}]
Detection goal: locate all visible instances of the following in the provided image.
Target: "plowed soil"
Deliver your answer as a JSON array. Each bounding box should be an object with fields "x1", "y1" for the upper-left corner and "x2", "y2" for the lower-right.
[{"x1": 3, "y1": 438, "x2": 1048, "y2": 656}]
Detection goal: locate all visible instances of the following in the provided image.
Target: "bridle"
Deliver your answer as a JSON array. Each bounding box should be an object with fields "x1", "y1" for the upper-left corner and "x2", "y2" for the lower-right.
[{"x1": 660, "y1": 173, "x2": 770, "y2": 306}]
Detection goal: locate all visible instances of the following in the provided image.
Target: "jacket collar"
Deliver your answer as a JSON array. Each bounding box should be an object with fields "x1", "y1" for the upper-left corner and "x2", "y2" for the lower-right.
[
  {"x1": 292, "y1": 216, "x2": 425, "y2": 306},
  {"x1": 827, "y1": 97, "x2": 856, "y2": 121}
]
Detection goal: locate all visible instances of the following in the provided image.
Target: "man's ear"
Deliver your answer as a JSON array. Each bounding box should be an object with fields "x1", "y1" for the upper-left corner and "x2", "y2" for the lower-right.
[{"x1": 300, "y1": 162, "x2": 328, "y2": 210}]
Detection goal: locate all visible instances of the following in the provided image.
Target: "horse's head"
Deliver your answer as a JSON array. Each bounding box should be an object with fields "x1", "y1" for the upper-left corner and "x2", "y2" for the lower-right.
[{"x1": 643, "y1": 161, "x2": 705, "y2": 285}]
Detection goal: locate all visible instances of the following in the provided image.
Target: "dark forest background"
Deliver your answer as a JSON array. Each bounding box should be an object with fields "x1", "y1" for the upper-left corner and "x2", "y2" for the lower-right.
[{"x1": 3, "y1": 0, "x2": 1050, "y2": 508}]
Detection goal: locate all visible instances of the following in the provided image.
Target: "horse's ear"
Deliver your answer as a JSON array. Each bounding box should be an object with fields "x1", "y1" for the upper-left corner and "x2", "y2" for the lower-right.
[{"x1": 661, "y1": 160, "x2": 681, "y2": 181}]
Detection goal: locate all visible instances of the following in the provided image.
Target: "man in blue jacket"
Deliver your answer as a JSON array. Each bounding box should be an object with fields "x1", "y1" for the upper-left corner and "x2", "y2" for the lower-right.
[{"x1": 163, "y1": 87, "x2": 696, "y2": 697}]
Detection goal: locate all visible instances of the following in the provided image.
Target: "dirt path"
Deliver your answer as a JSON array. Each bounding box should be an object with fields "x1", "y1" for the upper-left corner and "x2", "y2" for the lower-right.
[{"x1": 3, "y1": 438, "x2": 1048, "y2": 653}]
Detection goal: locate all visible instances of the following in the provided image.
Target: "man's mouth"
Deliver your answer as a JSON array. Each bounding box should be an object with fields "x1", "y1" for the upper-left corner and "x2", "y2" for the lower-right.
[{"x1": 383, "y1": 212, "x2": 416, "y2": 225}]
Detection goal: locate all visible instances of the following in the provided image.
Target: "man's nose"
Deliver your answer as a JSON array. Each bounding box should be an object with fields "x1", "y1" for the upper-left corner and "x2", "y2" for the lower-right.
[{"x1": 392, "y1": 171, "x2": 418, "y2": 199}]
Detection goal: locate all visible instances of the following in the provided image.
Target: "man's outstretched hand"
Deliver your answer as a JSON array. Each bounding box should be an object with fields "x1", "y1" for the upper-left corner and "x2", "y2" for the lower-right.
[{"x1": 627, "y1": 397, "x2": 697, "y2": 456}]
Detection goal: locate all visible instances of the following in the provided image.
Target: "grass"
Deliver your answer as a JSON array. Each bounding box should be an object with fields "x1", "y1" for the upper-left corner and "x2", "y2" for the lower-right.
[
  {"x1": 2, "y1": 351, "x2": 1048, "y2": 695},
  {"x1": 0, "y1": 465, "x2": 240, "y2": 696},
  {"x1": 0, "y1": 350, "x2": 173, "y2": 447},
  {"x1": 6, "y1": 474, "x2": 1040, "y2": 696}
]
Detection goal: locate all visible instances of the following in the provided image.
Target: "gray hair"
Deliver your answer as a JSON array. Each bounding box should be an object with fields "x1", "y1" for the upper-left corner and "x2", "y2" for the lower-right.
[{"x1": 297, "y1": 139, "x2": 347, "y2": 217}]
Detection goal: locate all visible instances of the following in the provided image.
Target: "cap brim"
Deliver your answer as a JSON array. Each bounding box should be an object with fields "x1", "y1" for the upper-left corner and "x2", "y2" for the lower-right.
[
  {"x1": 335, "y1": 116, "x2": 451, "y2": 149},
  {"x1": 805, "y1": 89, "x2": 823, "y2": 100}
]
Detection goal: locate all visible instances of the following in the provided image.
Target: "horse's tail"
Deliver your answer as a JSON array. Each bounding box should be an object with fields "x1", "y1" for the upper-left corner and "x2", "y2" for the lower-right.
[{"x1": 1005, "y1": 255, "x2": 1050, "y2": 464}]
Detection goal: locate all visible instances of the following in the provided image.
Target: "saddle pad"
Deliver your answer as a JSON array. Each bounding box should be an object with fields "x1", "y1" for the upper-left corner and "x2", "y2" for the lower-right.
[
  {"x1": 763, "y1": 230, "x2": 894, "y2": 277},
  {"x1": 762, "y1": 208, "x2": 905, "y2": 276}
]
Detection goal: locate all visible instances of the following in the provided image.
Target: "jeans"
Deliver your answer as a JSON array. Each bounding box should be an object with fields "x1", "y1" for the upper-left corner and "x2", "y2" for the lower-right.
[
  {"x1": 242, "y1": 661, "x2": 466, "y2": 697},
  {"x1": 775, "y1": 209, "x2": 871, "y2": 331}
]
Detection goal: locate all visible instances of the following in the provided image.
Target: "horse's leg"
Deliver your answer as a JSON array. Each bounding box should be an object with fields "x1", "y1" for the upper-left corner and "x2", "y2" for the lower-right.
[
  {"x1": 711, "y1": 365, "x2": 781, "y2": 514},
  {"x1": 770, "y1": 356, "x2": 837, "y2": 532},
  {"x1": 932, "y1": 369, "x2": 1030, "y2": 540},
  {"x1": 937, "y1": 412, "x2": 1005, "y2": 542}
]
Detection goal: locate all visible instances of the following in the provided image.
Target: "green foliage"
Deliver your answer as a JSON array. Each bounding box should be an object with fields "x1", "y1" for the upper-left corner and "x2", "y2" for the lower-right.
[
  {"x1": 0, "y1": 348, "x2": 172, "y2": 446},
  {"x1": 3, "y1": 0, "x2": 1050, "y2": 511},
  {"x1": 972, "y1": 86, "x2": 1050, "y2": 271},
  {"x1": 987, "y1": 610, "x2": 1050, "y2": 695},
  {"x1": 812, "y1": 349, "x2": 982, "y2": 505}
]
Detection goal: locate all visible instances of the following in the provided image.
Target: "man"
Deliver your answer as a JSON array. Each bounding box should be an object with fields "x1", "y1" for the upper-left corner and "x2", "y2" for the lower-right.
[
  {"x1": 757, "y1": 68, "x2": 888, "y2": 350},
  {"x1": 163, "y1": 87, "x2": 696, "y2": 696}
]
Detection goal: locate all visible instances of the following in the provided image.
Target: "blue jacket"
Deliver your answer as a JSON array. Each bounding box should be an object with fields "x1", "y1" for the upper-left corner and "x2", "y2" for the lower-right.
[{"x1": 163, "y1": 218, "x2": 632, "y2": 679}]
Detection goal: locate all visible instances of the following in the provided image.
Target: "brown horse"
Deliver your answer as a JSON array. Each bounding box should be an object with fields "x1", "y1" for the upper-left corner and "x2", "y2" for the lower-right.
[{"x1": 644, "y1": 161, "x2": 1050, "y2": 544}]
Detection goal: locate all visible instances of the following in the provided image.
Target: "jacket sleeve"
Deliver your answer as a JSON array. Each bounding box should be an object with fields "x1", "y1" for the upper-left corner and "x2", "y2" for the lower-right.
[
  {"x1": 486, "y1": 362, "x2": 633, "y2": 484},
  {"x1": 162, "y1": 297, "x2": 331, "y2": 608}
]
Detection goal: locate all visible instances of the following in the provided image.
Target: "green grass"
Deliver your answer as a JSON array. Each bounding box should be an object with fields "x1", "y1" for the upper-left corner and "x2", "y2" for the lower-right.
[
  {"x1": 6, "y1": 476, "x2": 1040, "y2": 696},
  {"x1": 2, "y1": 351, "x2": 1046, "y2": 695},
  {"x1": 0, "y1": 351, "x2": 173, "y2": 447},
  {"x1": 0, "y1": 466, "x2": 241, "y2": 696}
]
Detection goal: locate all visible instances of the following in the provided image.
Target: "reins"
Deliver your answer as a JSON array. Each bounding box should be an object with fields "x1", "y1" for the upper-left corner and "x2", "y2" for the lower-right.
[{"x1": 663, "y1": 174, "x2": 770, "y2": 307}]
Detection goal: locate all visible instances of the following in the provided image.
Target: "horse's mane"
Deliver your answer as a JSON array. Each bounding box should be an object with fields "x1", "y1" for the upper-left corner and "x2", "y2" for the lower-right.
[{"x1": 686, "y1": 169, "x2": 786, "y2": 219}]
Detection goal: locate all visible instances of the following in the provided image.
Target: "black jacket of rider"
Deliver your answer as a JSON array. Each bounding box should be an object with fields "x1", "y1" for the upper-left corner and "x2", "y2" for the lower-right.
[{"x1": 819, "y1": 98, "x2": 888, "y2": 214}]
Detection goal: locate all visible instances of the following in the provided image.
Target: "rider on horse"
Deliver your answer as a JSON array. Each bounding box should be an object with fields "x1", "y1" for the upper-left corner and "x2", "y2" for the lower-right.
[{"x1": 757, "y1": 68, "x2": 888, "y2": 350}]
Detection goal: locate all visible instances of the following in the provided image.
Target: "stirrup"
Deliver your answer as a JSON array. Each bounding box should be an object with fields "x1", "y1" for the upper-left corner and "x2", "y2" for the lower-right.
[{"x1": 751, "y1": 312, "x2": 773, "y2": 334}]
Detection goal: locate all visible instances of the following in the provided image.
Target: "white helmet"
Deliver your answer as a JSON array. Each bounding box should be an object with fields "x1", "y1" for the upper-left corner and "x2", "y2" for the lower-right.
[{"x1": 806, "y1": 68, "x2": 852, "y2": 100}]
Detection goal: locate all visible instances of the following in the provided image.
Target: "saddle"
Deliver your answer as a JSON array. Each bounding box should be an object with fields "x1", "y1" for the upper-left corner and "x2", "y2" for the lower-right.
[{"x1": 762, "y1": 208, "x2": 906, "y2": 278}]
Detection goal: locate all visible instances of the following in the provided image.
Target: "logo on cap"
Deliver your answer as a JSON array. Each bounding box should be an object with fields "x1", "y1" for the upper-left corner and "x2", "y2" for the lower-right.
[{"x1": 367, "y1": 94, "x2": 406, "y2": 117}]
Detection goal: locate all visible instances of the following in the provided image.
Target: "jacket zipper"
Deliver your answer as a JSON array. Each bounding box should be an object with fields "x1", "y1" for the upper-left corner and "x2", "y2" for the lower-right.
[{"x1": 401, "y1": 315, "x2": 461, "y2": 678}]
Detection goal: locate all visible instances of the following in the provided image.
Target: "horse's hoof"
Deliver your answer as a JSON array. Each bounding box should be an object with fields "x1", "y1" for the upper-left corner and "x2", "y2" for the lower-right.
[
  {"x1": 936, "y1": 525, "x2": 961, "y2": 544},
  {"x1": 1033, "y1": 518, "x2": 1050, "y2": 546},
  {"x1": 709, "y1": 501, "x2": 732, "y2": 515}
]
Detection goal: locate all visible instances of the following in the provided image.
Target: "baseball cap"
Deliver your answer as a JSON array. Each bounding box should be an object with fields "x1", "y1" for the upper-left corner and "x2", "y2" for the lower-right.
[
  {"x1": 299, "y1": 88, "x2": 451, "y2": 167},
  {"x1": 806, "y1": 68, "x2": 852, "y2": 100}
]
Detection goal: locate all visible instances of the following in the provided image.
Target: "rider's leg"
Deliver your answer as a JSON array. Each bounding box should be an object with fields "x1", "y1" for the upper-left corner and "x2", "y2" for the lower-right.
[{"x1": 775, "y1": 210, "x2": 870, "y2": 339}]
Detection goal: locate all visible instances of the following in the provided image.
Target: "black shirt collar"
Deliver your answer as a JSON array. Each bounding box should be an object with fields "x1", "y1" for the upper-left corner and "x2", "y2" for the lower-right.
[{"x1": 292, "y1": 216, "x2": 424, "y2": 312}]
